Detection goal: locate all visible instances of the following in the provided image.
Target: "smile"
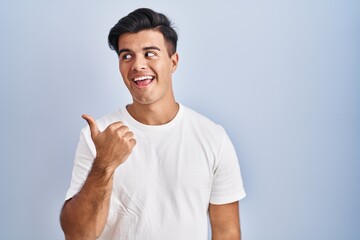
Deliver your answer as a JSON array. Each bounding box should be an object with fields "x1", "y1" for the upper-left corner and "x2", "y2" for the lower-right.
[{"x1": 132, "y1": 75, "x2": 155, "y2": 87}]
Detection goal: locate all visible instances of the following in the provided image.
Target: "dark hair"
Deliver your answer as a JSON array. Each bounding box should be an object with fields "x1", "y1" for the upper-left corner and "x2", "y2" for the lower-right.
[{"x1": 108, "y1": 8, "x2": 178, "y2": 56}]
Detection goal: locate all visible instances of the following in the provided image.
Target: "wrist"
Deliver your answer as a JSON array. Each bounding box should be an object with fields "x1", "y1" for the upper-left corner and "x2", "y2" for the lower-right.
[{"x1": 90, "y1": 159, "x2": 115, "y2": 183}]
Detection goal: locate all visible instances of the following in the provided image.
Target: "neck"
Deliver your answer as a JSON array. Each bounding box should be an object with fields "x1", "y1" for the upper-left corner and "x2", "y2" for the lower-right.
[{"x1": 127, "y1": 100, "x2": 179, "y2": 125}]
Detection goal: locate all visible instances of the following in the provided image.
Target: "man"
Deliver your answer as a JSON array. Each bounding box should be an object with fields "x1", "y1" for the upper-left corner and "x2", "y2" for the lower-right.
[{"x1": 60, "y1": 8, "x2": 246, "y2": 240}]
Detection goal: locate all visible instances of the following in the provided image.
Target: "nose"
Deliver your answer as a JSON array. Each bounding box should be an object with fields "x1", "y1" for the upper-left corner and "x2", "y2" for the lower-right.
[{"x1": 131, "y1": 55, "x2": 147, "y2": 71}]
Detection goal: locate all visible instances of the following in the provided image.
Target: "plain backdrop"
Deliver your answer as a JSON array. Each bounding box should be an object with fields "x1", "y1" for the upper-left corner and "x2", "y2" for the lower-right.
[{"x1": 0, "y1": 0, "x2": 359, "y2": 239}]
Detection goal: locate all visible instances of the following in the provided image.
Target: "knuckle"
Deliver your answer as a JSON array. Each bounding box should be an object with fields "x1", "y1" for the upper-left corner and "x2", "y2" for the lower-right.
[
  {"x1": 108, "y1": 121, "x2": 124, "y2": 130},
  {"x1": 121, "y1": 125, "x2": 129, "y2": 131},
  {"x1": 108, "y1": 124, "x2": 117, "y2": 131},
  {"x1": 116, "y1": 126, "x2": 129, "y2": 135},
  {"x1": 115, "y1": 130, "x2": 124, "y2": 138}
]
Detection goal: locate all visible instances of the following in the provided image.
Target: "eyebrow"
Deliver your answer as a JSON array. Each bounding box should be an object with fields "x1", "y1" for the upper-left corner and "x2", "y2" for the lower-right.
[
  {"x1": 143, "y1": 46, "x2": 161, "y2": 51},
  {"x1": 118, "y1": 48, "x2": 131, "y2": 55},
  {"x1": 118, "y1": 46, "x2": 161, "y2": 55}
]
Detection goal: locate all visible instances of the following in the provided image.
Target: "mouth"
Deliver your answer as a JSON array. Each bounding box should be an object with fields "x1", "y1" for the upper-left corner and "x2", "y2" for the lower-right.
[{"x1": 132, "y1": 75, "x2": 155, "y2": 88}]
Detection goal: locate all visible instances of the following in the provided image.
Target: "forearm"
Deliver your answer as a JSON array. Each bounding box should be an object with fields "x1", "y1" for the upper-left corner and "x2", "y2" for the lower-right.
[
  {"x1": 211, "y1": 229, "x2": 241, "y2": 240},
  {"x1": 60, "y1": 162, "x2": 115, "y2": 239}
]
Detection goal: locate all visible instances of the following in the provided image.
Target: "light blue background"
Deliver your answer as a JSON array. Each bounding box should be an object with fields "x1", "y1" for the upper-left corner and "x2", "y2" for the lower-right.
[{"x1": 1, "y1": 0, "x2": 359, "y2": 239}]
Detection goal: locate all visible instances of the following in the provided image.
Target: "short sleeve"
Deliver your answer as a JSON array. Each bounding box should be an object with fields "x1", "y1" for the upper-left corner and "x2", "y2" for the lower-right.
[
  {"x1": 210, "y1": 130, "x2": 246, "y2": 204},
  {"x1": 65, "y1": 127, "x2": 96, "y2": 201}
]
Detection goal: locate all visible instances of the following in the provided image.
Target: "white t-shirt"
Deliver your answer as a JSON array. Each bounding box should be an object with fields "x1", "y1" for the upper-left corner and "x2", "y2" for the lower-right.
[{"x1": 65, "y1": 104, "x2": 246, "y2": 240}]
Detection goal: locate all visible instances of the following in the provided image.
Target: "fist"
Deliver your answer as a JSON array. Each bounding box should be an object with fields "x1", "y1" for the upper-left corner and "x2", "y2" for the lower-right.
[{"x1": 82, "y1": 114, "x2": 136, "y2": 172}]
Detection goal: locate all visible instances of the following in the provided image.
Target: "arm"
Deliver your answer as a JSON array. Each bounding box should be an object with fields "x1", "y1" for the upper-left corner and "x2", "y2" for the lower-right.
[
  {"x1": 60, "y1": 114, "x2": 136, "y2": 239},
  {"x1": 60, "y1": 164, "x2": 114, "y2": 240},
  {"x1": 209, "y1": 201, "x2": 241, "y2": 240}
]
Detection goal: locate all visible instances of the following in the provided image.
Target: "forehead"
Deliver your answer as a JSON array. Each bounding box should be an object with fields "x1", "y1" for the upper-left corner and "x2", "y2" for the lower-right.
[{"x1": 117, "y1": 30, "x2": 166, "y2": 51}]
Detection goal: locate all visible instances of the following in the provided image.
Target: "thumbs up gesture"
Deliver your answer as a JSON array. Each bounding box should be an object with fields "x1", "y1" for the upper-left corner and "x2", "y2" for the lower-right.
[{"x1": 82, "y1": 114, "x2": 136, "y2": 172}]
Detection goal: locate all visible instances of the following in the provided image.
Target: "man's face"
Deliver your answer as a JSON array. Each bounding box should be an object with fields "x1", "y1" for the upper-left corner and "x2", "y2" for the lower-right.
[{"x1": 117, "y1": 30, "x2": 178, "y2": 106}]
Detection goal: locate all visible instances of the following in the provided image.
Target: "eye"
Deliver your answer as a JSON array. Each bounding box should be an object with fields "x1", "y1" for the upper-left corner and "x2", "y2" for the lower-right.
[
  {"x1": 120, "y1": 53, "x2": 132, "y2": 61},
  {"x1": 145, "y1": 51, "x2": 156, "y2": 58}
]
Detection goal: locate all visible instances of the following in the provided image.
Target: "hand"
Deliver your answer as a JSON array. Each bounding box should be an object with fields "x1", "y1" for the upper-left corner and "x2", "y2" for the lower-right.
[{"x1": 82, "y1": 114, "x2": 136, "y2": 172}]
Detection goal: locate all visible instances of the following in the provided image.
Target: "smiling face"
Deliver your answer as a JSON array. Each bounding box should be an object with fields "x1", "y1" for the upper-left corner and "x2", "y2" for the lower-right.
[{"x1": 118, "y1": 30, "x2": 179, "y2": 108}]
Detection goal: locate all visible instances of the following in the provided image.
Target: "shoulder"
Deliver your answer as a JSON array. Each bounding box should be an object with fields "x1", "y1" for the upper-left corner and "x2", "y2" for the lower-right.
[
  {"x1": 181, "y1": 105, "x2": 227, "y2": 139},
  {"x1": 96, "y1": 109, "x2": 125, "y2": 131}
]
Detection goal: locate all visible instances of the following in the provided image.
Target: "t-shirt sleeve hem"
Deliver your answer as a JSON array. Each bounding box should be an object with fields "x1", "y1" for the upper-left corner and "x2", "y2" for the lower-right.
[
  {"x1": 64, "y1": 189, "x2": 79, "y2": 202},
  {"x1": 209, "y1": 189, "x2": 246, "y2": 205}
]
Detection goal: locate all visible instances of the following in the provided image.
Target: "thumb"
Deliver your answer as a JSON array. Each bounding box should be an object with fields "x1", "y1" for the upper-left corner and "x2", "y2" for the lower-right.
[{"x1": 82, "y1": 114, "x2": 100, "y2": 138}]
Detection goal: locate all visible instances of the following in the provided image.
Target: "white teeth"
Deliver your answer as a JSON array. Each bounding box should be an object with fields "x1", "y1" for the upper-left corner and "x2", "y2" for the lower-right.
[{"x1": 134, "y1": 76, "x2": 153, "y2": 82}]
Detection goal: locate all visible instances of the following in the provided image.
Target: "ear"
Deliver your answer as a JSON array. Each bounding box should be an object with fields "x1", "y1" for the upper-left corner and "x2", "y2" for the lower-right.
[{"x1": 170, "y1": 53, "x2": 179, "y2": 73}]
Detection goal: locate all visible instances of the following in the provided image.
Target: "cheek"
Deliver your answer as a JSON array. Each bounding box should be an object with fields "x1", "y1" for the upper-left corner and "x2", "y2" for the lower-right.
[
  {"x1": 154, "y1": 62, "x2": 172, "y2": 76},
  {"x1": 119, "y1": 62, "x2": 124, "y2": 71},
  {"x1": 119, "y1": 64, "x2": 128, "y2": 78}
]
